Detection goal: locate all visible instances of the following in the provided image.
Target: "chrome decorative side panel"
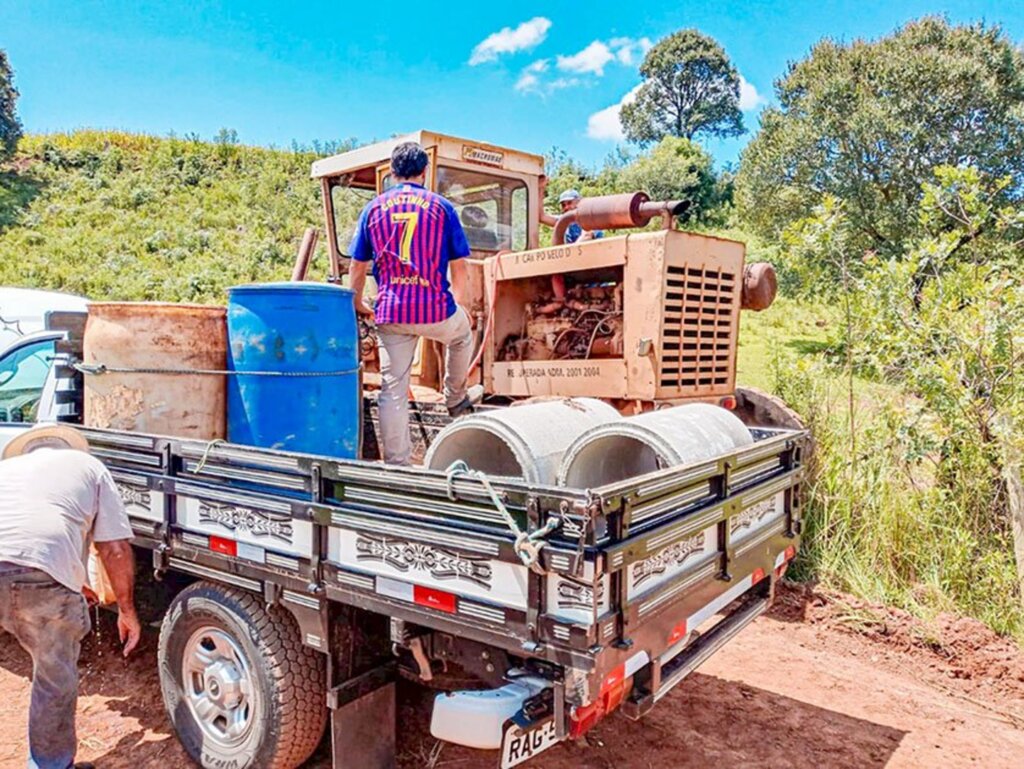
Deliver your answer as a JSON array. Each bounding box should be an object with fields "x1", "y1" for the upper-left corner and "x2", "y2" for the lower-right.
[
  {"x1": 327, "y1": 528, "x2": 529, "y2": 610},
  {"x1": 178, "y1": 496, "x2": 314, "y2": 558},
  {"x1": 115, "y1": 481, "x2": 165, "y2": 523},
  {"x1": 730, "y1": 490, "x2": 785, "y2": 547},
  {"x1": 545, "y1": 559, "x2": 610, "y2": 624},
  {"x1": 627, "y1": 524, "x2": 718, "y2": 599}
]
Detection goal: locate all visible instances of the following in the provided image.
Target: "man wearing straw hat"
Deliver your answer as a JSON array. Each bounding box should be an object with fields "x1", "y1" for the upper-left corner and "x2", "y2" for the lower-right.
[{"x1": 0, "y1": 424, "x2": 140, "y2": 769}]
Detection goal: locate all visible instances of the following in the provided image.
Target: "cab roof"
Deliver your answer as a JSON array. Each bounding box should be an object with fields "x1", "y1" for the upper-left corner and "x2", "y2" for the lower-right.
[{"x1": 310, "y1": 130, "x2": 546, "y2": 181}]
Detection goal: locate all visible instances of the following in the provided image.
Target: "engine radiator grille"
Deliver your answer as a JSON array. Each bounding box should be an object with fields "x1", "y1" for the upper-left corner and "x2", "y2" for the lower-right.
[{"x1": 659, "y1": 263, "x2": 739, "y2": 394}]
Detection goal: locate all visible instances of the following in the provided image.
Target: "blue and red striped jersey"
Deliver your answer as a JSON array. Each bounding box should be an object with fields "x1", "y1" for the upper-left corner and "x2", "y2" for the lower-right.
[{"x1": 349, "y1": 182, "x2": 470, "y2": 326}]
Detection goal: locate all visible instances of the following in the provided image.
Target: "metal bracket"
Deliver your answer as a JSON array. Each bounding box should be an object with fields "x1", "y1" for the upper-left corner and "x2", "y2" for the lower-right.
[
  {"x1": 408, "y1": 636, "x2": 434, "y2": 682},
  {"x1": 264, "y1": 581, "x2": 283, "y2": 606}
]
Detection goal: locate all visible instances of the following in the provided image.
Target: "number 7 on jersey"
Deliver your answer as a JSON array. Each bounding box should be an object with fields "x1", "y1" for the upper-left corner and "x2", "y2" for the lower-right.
[{"x1": 392, "y1": 211, "x2": 419, "y2": 264}]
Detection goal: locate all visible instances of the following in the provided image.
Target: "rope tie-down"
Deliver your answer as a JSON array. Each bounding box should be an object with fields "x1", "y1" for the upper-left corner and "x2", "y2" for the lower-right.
[{"x1": 444, "y1": 460, "x2": 561, "y2": 575}]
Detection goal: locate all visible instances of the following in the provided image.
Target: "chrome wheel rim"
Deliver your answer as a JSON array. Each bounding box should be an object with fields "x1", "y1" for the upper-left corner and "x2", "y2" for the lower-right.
[{"x1": 182, "y1": 626, "x2": 256, "y2": 748}]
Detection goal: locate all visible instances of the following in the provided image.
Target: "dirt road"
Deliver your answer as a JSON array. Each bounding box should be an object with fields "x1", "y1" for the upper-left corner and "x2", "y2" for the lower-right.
[{"x1": 1, "y1": 583, "x2": 1022, "y2": 768}]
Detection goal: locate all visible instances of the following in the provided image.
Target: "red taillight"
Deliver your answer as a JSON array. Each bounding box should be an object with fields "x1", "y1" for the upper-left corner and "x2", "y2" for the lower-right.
[
  {"x1": 720, "y1": 395, "x2": 738, "y2": 410},
  {"x1": 752, "y1": 567, "x2": 766, "y2": 584},
  {"x1": 209, "y1": 536, "x2": 237, "y2": 557},
  {"x1": 569, "y1": 701, "x2": 602, "y2": 738},
  {"x1": 668, "y1": 619, "x2": 688, "y2": 645},
  {"x1": 604, "y1": 680, "x2": 626, "y2": 712},
  {"x1": 413, "y1": 585, "x2": 457, "y2": 614}
]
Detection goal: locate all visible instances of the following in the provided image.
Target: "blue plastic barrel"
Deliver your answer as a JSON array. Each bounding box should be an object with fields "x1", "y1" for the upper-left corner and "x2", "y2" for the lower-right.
[{"x1": 226, "y1": 282, "x2": 360, "y2": 458}]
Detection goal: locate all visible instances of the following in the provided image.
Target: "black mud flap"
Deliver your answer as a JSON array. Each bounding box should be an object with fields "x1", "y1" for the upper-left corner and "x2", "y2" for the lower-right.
[{"x1": 329, "y1": 664, "x2": 397, "y2": 769}]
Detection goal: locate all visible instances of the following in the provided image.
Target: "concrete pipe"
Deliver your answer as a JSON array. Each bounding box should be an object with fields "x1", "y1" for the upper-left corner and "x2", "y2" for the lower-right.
[
  {"x1": 424, "y1": 398, "x2": 622, "y2": 485},
  {"x1": 557, "y1": 403, "x2": 753, "y2": 489}
]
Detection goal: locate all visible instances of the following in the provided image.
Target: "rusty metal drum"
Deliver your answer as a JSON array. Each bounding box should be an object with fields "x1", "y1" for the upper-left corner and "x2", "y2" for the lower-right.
[{"x1": 83, "y1": 302, "x2": 227, "y2": 438}]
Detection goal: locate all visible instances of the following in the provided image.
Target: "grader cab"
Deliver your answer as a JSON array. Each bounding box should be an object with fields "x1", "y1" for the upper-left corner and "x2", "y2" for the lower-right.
[{"x1": 309, "y1": 130, "x2": 778, "y2": 413}]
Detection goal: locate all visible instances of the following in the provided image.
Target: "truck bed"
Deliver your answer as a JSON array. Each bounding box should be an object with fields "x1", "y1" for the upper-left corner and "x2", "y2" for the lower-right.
[{"x1": 83, "y1": 418, "x2": 806, "y2": 714}]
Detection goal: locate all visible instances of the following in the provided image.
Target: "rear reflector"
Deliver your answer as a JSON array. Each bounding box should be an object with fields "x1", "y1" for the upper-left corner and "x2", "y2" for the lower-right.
[
  {"x1": 413, "y1": 585, "x2": 457, "y2": 614},
  {"x1": 209, "y1": 536, "x2": 237, "y2": 557},
  {"x1": 719, "y1": 395, "x2": 738, "y2": 410}
]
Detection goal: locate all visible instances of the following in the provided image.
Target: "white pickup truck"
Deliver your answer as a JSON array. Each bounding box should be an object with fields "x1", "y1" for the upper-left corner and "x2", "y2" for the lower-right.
[
  {"x1": 0, "y1": 287, "x2": 88, "y2": 450},
  {"x1": 2, "y1": 286, "x2": 808, "y2": 769}
]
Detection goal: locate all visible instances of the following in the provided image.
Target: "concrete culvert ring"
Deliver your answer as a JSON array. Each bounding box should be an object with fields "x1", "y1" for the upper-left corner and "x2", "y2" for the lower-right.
[
  {"x1": 425, "y1": 398, "x2": 621, "y2": 485},
  {"x1": 558, "y1": 403, "x2": 754, "y2": 489},
  {"x1": 558, "y1": 434, "x2": 667, "y2": 488},
  {"x1": 424, "y1": 425, "x2": 531, "y2": 480}
]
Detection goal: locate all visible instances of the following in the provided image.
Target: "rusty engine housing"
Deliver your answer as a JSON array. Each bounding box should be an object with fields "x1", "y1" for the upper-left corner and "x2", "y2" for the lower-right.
[{"x1": 485, "y1": 229, "x2": 771, "y2": 401}]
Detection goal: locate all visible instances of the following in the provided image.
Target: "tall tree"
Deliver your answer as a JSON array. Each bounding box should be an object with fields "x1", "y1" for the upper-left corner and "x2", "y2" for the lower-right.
[
  {"x1": 0, "y1": 50, "x2": 22, "y2": 161},
  {"x1": 621, "y1": 30, "x2": 743, "y2": 146},
  {"x1": 736, "y1": 18, "x2": 1024, "y2": 256}
]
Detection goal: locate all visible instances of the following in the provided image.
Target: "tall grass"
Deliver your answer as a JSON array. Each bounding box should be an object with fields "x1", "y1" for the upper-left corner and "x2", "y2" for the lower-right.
[{"x1": 772, "y1": 352, "x2": 1024, "y2": 639}]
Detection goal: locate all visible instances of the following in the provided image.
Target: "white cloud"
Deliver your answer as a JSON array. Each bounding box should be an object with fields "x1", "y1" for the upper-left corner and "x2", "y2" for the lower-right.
[
  {"x1": 586, "y1": 85, "x2": 643, "y2": 141},
  {"x1": 516, "y1": 60, "x2": 580, "y2": 95},
  {"x1": 610, "y1": 36, "x2": 653, "y2": 66},
  {"x1": 557, "y1": 41, "x2": 615, "y2": 76},
  {"x1": 469, "y1": 17, "x2": 552, "y2": 65},
  {"x1": 514, "y1": 59, "x2": 549, "y2": 92},
  {"x1": 739, "y1": 75, "x2": 767, "y2": 111}
]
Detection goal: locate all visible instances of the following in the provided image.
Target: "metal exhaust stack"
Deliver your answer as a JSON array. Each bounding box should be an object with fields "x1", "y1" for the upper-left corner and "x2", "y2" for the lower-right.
[
  {"x1": 557, "y1": 403, "x2": 753, "y2": 489},
  {"x1": 424, "y1": 398, "x2": 621, "y2": 485}
]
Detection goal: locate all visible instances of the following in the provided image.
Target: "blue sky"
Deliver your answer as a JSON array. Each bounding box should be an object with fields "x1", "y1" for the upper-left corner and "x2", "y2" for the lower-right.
[{"x1": 2, "y1": 1, "x2": 1022, "y2": 168}]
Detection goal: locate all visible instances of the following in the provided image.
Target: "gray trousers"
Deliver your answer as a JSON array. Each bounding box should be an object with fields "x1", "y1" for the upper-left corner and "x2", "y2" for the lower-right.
[
  {"x1": 0, "y1": 563, "x2": 90, "y2": 769},
  {"x1": 377, "y1": 308, "x2": 474, "y2": 465}
]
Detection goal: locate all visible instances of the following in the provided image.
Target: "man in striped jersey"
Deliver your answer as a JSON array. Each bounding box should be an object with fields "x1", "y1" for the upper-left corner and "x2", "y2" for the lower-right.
[{"x1": 349, "y1": 142, "x2": 475, "y2": 465}]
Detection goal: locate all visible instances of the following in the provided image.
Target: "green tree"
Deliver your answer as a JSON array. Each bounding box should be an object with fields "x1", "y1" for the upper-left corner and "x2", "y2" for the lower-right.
[
  {"x1": 621, "y1": 30, "x2": 743, "y2": 146},
  {"x1": 0, "y1": 49, "x2": 22, "y2": 161},
  {"x1": 736, "y1": 17, "x2": 1024, "y2": 257},
  {"x1": 617, "y1": 137, "x2": 730, "y2": 223}
]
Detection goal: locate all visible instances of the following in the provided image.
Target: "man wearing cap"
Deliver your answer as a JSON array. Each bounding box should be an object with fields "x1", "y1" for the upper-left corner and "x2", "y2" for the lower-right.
[
  {"x1": 558, "y1": 189, "x2": 603, "y2": 244},
  {"x1": 348, "y1": 141, "x2": 476, "y2": 465},
  {"x1": 0, "y1": 424, "x2": 140, "y2": 769}
]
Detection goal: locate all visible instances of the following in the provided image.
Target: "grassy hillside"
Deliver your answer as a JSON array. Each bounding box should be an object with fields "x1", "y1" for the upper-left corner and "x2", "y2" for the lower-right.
[{"x1": 0, "y1": 131, "x2": 329, "y2": 301}]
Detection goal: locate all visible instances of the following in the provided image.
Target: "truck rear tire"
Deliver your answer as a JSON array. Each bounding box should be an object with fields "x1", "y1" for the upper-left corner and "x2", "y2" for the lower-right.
[{"x1": 157, "y1": 581, "x2": 327, "y2": 769}]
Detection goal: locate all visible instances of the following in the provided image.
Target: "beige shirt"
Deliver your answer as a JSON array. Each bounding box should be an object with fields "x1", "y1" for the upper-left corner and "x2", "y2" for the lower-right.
[{"x1": 0, "y1": 447, "x2": 132, "y2": 592}]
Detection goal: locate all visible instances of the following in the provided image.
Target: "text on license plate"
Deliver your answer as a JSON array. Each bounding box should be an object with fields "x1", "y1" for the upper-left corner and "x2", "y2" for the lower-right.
[{"x1": 500, "y1": 717, "x2": 559, "y2": 768}]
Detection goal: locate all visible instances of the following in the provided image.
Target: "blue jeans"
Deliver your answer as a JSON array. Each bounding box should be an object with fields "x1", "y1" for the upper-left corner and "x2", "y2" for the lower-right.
[{"x1": 0, "y1": 562, "x2": 91, "y2": 769}]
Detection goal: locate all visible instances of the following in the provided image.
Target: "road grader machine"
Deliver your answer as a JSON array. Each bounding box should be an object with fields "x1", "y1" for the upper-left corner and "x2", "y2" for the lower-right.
[{"x1": 299, "y1": 130, "x2": 793, "y2": 451}]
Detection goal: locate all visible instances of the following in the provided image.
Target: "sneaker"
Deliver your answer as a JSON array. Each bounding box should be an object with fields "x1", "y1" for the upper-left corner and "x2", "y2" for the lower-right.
[{"x1": 448, "y1": 397, "x2": 474, "y2": 419}]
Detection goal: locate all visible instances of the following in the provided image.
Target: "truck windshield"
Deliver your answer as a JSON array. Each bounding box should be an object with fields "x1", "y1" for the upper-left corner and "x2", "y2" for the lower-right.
[
  {"x1": 331, "y1": 182, "x2": 376, "y2": 257},
  {"x1": 436, "y1": 166, "x2": 527, "y2": 253},
  {"x1": 0, "y1": 339, "x2": 55, "y2": 423}
]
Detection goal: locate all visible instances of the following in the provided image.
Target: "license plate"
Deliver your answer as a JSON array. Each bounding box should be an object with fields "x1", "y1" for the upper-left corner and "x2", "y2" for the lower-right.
[{"x1": 500, "y1": 717, "x2": 559, "y2": 768}]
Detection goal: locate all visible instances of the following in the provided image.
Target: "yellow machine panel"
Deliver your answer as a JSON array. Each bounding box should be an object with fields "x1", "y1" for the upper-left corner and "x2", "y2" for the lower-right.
[{"x1": 484, "y1": 230, "x2": 745, "y2": 402}]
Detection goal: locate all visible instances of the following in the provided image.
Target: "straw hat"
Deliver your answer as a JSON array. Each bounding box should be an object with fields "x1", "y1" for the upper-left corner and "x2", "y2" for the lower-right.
[{"x1": 2, "y1": 424, "x2": 90, "y2": 460}]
